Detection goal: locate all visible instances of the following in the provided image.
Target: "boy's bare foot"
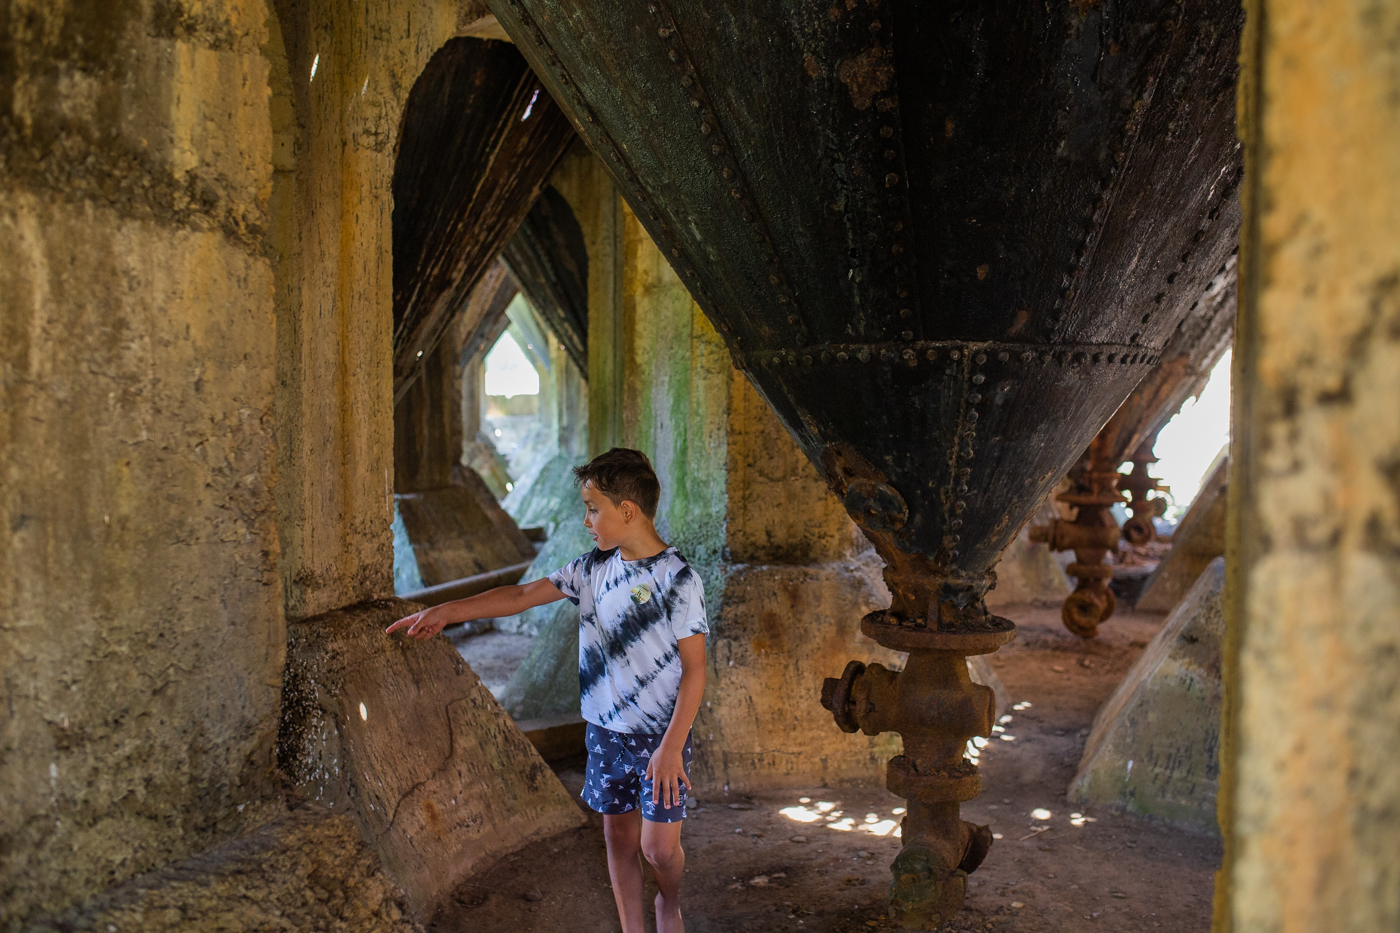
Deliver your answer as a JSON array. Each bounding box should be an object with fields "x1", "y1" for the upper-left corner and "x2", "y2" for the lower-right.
[{"x1": 655, "y1": 891, "x2": 684, "y2": 933}]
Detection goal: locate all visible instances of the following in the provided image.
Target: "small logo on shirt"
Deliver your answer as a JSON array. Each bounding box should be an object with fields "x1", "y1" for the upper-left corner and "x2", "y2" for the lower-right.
[{"x1": 630, "y1": 584, "x2": 652, "y2": 605}]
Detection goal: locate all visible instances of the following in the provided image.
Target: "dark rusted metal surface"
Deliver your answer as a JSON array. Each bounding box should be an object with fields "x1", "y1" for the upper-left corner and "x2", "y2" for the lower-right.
[
  {"x1": 392, "y1": 38, "x2": 575, "y2": 403},
  {"x1": 501, "y1": 185, "x2": 590, "y2": 373},
  {"x1": 488, "y1": 0, "x2": 1241, "y2": 924}
]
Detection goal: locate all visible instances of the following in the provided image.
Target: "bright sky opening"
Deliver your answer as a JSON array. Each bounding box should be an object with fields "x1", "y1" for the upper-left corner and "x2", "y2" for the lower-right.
[
  {"x1": 1151, "y1": 349, "x2": 1231, "y2": 520},
  {"x1": 484, "y1": 331, "x2": 540, "y2": 398}
]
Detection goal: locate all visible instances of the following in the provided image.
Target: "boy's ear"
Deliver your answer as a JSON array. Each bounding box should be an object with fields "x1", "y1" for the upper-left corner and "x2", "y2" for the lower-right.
[{"x1": 620, "y1": 500, "x2": 635, "y2": 523}]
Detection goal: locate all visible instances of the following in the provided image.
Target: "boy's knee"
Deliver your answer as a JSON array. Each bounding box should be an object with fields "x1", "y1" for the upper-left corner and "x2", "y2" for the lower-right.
[{"x1": 642, "y1": 837, "x2": 682, "y2": 870}]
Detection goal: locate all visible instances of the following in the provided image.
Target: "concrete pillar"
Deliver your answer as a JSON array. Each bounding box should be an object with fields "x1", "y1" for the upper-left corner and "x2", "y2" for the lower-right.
[
  {"x1": 1221, "y1": 2, "x2": 1400, "y2": 929},
  {"x1": 0, "y1": 3, "x2": 288, "y2": 921},
  {"x1": 613, "y1": 202, "x2": 904, "y2": 792},
  {"x1": 1071, "y1": 558, "x2": 1225, "y2": 834}
]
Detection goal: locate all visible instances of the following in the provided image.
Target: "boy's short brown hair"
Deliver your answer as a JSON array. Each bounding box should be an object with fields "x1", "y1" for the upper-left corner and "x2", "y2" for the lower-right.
[{"x1": 573, "y1": 448, "x2": 661, "y2": 519}]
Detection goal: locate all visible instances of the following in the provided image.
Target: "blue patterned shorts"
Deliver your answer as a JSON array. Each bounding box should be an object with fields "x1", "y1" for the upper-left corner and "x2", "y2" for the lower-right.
[{"x1": 582, "y1": 723, "x2": 692, "y2": 823}]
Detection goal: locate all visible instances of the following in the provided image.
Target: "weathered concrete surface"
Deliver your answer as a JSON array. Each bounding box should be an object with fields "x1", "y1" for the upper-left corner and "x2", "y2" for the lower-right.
[
  {"x1": 270, "y1": 0, "x2": 463, "y2": 620},
  {"x1": 1070, "y1": 558, "x2": 1225, "y2": 834},
  {"x1": 27, "y1": 805, "x2": 414, "y2": 933},
  {"x1": 1137, "y1": 454, "x2": 1227, "y2": 612},
  {"x1": 0, "y1": 3, "x2": 287, "y2": 923},
  {"x1": 495, "y1": 453, "x2": 591, "y2": 636},
  {"x1": 696, "y1": 557, "x2": 906, "y2": 792},
  {"x1": 278, "y1": 599, "x2": 583, "y2": 917},
  {"x1": 395, "y1": 483, "x2": 533, "y2": 588},
  {"x1": 985, "y1": 524, "x2": 1073, "y2": 611},
  {"x1": 1220, "y1": 2, "x2": 1400, "y2": 929}
]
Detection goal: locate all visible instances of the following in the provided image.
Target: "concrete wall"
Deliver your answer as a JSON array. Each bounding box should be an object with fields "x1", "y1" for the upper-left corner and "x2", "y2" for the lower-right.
[
  {"x1": 0, "y1": 0, "x2": 512, "y2": 924},
  {"x1": 0, "y1": 3, "x2": 288, "y2": 922},
  {"x1": 607, "y1": 202, "x2": 903, "y2": 791},
  {"x1": 271, "y1": 0, "x2": 469, "y2": 621},
  {"x1": 1221, "y1": 1, "x2": 1400, "y2": 929}
]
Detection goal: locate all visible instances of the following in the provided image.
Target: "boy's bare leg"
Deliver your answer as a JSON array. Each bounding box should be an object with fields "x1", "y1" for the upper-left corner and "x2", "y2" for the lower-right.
[
  {"x1": 603, "y1": 811, "x2": 647, "y2": 933},
  {"x1": 641, "y1": 818, "x2": 686, "y2": 933}
]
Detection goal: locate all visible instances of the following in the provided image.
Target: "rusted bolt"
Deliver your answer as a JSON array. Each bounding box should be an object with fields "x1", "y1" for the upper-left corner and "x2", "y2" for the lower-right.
[
  {"x1": 900, "y1": 308, "x2": 913, "y2": 318},
  {"x1": 658, "y1": 26, "x2": 671, "y2": 37},
  {"x1": 701, "y1": 123, "x2": 712, "y2": 135},
  {"x1": 971, "y1": 374, "x2": 985, "y2": 384},
  {"x1": 998, "y1": 351, "x2": 1009, "y2": 362},
  {"x1": 951, "y1": 518, "x2": 963, "y2": 529},
  {"x1": 954, "y1": 501, "x2": 966, "y2": 512},
  {"x1": 902, "y1": 330, "x2": 913, "y2": 340},
  {"x1": 858, "y1": 349, "x2": 871, "y2": 362},
  {"x1": 885, "y1": 173, "x2": 900, "y2": 187},
  {"x1": 925, "y1": 349, "x2": 937, "y2": 361},
  {"x1": 903, "y1": 349, "x2": 916, "y2": 361},
  {"x1": 1021, "y1": 351, "x2": 1034, "y2": 362},
  {"x1": 880, "y1": 126, "x2": 894, "y2": 138},
  {"x1": 881, "y1": 350, "x2": 896, "y2": 362},
  {"x1": 967, "y1": 411, "x2": 978, "y2": 422},
  {"x1": 975, "y1": 353, "x2": 987, "y2": 364},
  {"x1": 950, "y1": 349, "x2": 961, "y2": 360}
]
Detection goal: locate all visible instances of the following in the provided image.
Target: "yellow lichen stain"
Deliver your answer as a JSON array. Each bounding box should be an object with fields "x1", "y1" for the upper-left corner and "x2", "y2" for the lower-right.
[
  {"x1": 977, "y1": 264, "x2": 990, "y2": 280},
  {"x1": 422, "y1": 798, "x2": 445, "y2": 839},
  {"x1": 1007, "y1": 309, "x2": 1030, "y2": 335},
  {"x1": 945, "y1": 117, "x2": 955, "y2": 138}
]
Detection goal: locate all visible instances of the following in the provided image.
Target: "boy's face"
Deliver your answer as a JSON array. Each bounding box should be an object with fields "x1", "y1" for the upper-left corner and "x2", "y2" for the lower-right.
[{"x1": 581, "y1": 481, "x2": 633, "y2": 551}]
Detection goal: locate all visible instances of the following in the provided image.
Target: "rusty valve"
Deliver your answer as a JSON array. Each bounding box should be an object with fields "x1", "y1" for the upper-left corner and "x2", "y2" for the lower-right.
[{"x1": 822, "y1": 612, "x2": 1013, "y2": 927}]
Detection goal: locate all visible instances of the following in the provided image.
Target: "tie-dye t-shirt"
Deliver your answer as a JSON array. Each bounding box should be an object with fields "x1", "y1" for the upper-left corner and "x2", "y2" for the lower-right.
[{"x1": 548, "y1": 546, "x2": 708, "y2": 735}]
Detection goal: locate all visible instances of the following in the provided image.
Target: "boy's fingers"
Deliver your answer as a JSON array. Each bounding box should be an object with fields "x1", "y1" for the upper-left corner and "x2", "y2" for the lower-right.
[{"x1": 385, "y1": 614, "x2": 415, "y2": 634}]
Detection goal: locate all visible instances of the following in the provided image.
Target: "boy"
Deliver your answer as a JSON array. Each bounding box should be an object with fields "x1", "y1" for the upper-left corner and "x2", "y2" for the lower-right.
[{"x1": 386, "y1": 448, "x2": 707, "y2": 933}]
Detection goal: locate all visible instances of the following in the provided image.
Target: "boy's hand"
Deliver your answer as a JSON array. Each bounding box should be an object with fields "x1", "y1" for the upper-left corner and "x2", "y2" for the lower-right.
[
  {"x1": 645, "y1": 741, "x2": 692, "y2": 810},
  {"x1": 385, "y1": 606, "x2": 449, "y2": 640}
]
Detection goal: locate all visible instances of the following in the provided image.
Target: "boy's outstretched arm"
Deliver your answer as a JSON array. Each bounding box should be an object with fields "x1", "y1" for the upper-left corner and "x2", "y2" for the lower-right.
[
  {"x1": 385, "y1": 577, "x2": 566, "y2": 641},
  {"x1": 648, "y1": 633, "x2": 707, "y2": 808}
]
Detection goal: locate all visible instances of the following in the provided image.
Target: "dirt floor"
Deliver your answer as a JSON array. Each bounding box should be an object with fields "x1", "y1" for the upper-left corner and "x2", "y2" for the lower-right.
[{"x1": 431, "y1": 603, "x2": 1221, "y2": 933}]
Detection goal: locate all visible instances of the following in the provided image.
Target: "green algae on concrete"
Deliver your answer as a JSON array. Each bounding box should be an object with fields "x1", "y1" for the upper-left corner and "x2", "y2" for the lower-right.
[{"x1": 1069, "y1": 558, "x2": 1225, "y2": 834}]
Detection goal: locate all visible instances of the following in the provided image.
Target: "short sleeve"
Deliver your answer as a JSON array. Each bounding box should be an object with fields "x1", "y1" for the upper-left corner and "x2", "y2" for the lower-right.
[
  {"x1": 670, "y1": 568, "x2": 709, "y2": 641},
  {"x1": 547, "y1": 555, "x2": 586, "y2": 605}
]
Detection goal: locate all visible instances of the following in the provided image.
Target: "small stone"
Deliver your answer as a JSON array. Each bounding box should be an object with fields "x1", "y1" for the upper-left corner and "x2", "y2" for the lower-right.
[
  {"x1": 523, "y1": 890, "x2": 543, "y2": 902},
  {"x1": 1011, "y1": 901, "x2": 1025, "y2": 908},
  {"x1": 685, "y1": 798, "x2": 698, "y2": 809},
  {"x1": 856, "y1": 850, "x2": 873, "y2": 858},
  {"x1": 790, "y1": 835, "x2": 808, "y2": 843},
  {"x1": 1111, "y1": 892, "x2": 1127, "y2": 898},
  {"x1": 750, "y1": 875, "x2": 770, "y2": 886},
  {"x1": 734, "y1": 828, "x2": 745, "y2": 834},
  {"x1": 728, "y1": 802, "x2": 755, "y2": 810},
  {"x1": 1052, "y1": 665, "x2": 1066, "y2": 673}
]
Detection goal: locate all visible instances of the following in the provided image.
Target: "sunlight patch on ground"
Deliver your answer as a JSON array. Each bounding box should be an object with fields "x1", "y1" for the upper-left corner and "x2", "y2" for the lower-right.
[{"x1": 779, "y1": 799, "x2": 906, "y2": 837}]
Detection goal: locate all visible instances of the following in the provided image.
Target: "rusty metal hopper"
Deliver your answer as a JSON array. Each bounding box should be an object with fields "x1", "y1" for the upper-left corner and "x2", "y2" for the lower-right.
[{"x1": 489, "y1": 0, "x2": 1240, "y2": 925}]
